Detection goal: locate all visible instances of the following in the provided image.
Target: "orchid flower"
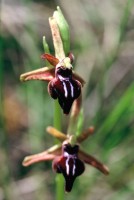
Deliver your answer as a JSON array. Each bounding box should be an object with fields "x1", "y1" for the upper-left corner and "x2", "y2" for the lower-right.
[
  {"x1": 22, "y1": 126, "x2": 109, "y2": 192},
  {"x1": 20, "y1": 53, "x2": 85, "y2": 114}
]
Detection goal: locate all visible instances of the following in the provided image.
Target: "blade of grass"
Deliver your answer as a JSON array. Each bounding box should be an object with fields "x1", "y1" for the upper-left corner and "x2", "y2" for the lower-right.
[{"x1": 98, "y1": 83, "x2": 134, "y2": 134}]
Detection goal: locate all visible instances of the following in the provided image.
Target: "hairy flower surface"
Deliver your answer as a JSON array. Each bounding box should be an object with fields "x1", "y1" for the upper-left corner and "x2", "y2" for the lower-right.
[{"x1": 20, "y1": 53, "x2": 85, "y2": 114}]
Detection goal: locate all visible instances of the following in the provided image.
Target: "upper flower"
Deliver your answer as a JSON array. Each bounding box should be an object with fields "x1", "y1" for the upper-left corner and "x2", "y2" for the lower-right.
[{"x1": 20, "y1": 53, "x2": 85, "y2": 114}]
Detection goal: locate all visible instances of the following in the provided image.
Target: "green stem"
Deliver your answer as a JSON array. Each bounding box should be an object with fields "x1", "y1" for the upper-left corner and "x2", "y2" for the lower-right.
[
  {"x1": 52, "y1": 29, "x2": 65, "y2": 200},
  {"x1": 54, "y1": 101, "x2": 64, "y2": 200},
  {"x1": 55, "y1": 175, "x2": 64, "y2": 200},
  {"x1": 49, "y1": 7, "x2": 71, "y2": 199},
  {"x1": 43, "y1": 23, "x2": 65, "y2": 199},
  {"x1": 54, "y1": 101, "x2": 62, "y2": 131}
]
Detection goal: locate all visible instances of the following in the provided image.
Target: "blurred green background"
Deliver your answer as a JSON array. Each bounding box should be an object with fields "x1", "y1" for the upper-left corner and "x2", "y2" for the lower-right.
[{"x1": 0, "y1": 0, "x2": 134, "y2": 200}]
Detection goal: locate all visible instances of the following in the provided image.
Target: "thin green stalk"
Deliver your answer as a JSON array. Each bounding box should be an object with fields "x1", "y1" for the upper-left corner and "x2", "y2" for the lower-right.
[
  {"x1": 54, "y1": 101, "x2": 62, "y2": 132},
  {"x1": 43, "y1": 17, "x2": 65, "y2": 199},
  {"x1": 49, "y1": 7, "x2": 71, "y2": 199},
  {"x1": 54, "y1": 97, "x2": 64, "y2": 200}
]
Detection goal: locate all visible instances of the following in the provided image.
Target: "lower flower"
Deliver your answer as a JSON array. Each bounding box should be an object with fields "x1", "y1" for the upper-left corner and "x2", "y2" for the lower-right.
[{"x1": 22, "y1": 126, "x2": 109, "y2": 192}]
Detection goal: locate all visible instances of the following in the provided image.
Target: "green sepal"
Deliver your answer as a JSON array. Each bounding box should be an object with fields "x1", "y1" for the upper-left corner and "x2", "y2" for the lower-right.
[{"x1": 53, "y1": 6, "x2": 70, "y2": 55}]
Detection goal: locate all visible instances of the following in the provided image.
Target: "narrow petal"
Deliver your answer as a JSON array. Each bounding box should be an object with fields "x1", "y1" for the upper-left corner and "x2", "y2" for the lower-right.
[
  {"x1": 23, "y1": 144, "x2": 62, "y2": 166},
  {"x1": 20, "y1": 67, "x2": 55, "y2": 82},
  {"x1": 41, "y1": 53, "x2": 59, "y2": 66},
  {"x1": 77, "y1": 126, "x2": 94, "y2": 143},
  {"x1": 79, "y1": 150, "x2": 109, "y2": 175},
  {"x1": 46, "y1": 126, "x2": 67, "y2": 141}
]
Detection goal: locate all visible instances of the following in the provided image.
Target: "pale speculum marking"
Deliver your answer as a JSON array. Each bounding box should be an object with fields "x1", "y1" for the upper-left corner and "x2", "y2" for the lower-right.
[
  {"x1": 58, "y1": 75, "x2": 74, "y2": 99},
  {"x1": 66, "y1": 157, "x2": 70, "y2": 175},
  {"x1": 64, "y1": 152, "x2": 76, "y2": 176},
  {"x1": 72, "y1": 159, "x2": 76, "y2": 176},
  {"x1": 69, "y1": 82, "x2": 74, "y2": 98},
  {"x1": 62, "y1": 81, "x2": 68, "y2": 98},
  {"x1": 62, "y1": 80, "x2": 74, "y2": 99}
]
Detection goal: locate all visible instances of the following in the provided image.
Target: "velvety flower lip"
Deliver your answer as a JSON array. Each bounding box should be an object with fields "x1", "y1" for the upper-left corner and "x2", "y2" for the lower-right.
[
  {"x1": 52, "y1": 142, "x2": 85, "y2": 192},
  {"x1": 22, "y1": 126, "x2": 109, "y2": 192},
  {"x1": 20, "y1": 53, "x2": 85, "y2": 114},
  {"x1": 48, "y1": 68, "x2": 82, "y2": 114}
]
